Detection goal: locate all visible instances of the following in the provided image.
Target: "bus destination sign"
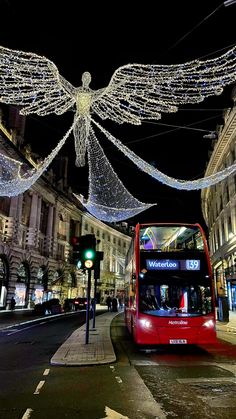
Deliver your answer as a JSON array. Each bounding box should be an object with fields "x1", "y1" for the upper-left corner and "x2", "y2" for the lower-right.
[{"x1": 146, "y1": 259, "x2": 200, "y2": 271}]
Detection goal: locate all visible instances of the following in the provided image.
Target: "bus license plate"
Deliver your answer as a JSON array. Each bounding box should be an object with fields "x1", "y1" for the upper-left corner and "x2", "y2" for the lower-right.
[{"x1": 170, "y1": 339, "x2": 187, "y2": 344}]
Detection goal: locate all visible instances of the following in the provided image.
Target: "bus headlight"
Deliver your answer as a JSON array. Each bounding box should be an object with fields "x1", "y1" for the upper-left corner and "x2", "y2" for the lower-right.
[
  {"x1": 140, "y1": 319, "x2": 152, "y2": 329},
  {"x1": 203, "y1": 320, "x2": 214, "y2": 329}
]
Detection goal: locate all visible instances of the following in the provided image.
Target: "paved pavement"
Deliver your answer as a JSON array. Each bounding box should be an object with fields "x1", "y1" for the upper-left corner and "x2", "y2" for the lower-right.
[
  {"x1": 1, "y1": 307, "x2": 236, "y2": 366},
  {"x1": 51, "y1": 309, "x2": 118, "y2": 366}
]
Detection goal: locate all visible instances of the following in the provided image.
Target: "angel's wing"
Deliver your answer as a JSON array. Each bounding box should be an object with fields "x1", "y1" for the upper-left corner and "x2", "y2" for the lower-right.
[
  {"x1": 92, "y1": 46, "x2": 236, "y2": 125},
  {"x1": 0, "y1": 46, "x2": 76, "y2": 116}
]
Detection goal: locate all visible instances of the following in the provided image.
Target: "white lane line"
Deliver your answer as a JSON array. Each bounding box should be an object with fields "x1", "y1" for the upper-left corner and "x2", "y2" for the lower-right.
[
  {"x1": 115, "y1": 376, "x2": 123, "y2": 384},
  {"x1": 21, "y1": 408, "x2": 33, "y2": 418},
  {"x1": 33, "y1": 380, "x2": 45, "y2": 394},
  {"x1": 43, "y1": 368, "x2": 50, "y2": 376},
  {"x1": 7, "y1": 323, "x2": 43, "y2": 335}
]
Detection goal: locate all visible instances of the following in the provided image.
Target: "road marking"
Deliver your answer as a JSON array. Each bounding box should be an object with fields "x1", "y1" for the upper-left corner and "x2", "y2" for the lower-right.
[
  {"x1": 6, "y1": 323, "x2": 42, "y2": 335},
  {"x1": 100, "y1": 406, "x2": 129, "y2": 418},
  {"x1": 131, "y1": 360, "x2": 158, "y2": 366},
  {"x1": 115, "y1": 376, "x2": 123, "y2": 384},
  {"x1": 176, "y1": 377, "x2": 236, "y2": 384},
  {"x1": 21, "y1": 408, "x2": 33, "y2": 418},
  {"x1": 33, "y1": 380, "x2": 45, "y2": 394},
  {"x1": 43, "y1": 368, "x2": 50, "y2": 376}
]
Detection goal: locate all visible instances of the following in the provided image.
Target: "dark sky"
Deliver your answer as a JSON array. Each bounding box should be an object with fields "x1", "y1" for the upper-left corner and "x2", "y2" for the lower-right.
[{"x1": 1, "y1": 0, "x2": 236, "y2": 231}]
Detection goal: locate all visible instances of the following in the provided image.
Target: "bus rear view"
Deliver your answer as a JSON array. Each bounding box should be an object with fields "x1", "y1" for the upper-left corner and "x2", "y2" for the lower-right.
[{"x1": 124, "y1": 223, "x2": 217, "y2": 345}]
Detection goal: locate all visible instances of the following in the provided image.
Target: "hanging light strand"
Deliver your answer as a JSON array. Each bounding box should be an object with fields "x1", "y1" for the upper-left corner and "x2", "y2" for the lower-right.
[
  {"x1": 74, "y1": 124, "x2": 155, "y2": 222},
  {"x1": 91, "y1": 118, "x2": 236, "y2": 190},
  {"x1": 0, "y1": 122, "x2": 75, "y2": 196}
]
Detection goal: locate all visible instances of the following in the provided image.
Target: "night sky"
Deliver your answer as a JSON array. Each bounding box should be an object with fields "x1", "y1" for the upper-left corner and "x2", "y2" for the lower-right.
[{"x1": 1, "y1": 1, "x2": 236, "y2": 231}]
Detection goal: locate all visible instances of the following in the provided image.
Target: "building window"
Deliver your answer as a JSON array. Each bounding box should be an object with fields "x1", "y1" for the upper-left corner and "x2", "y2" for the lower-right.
[
  {"x1": 40, "y1": 201, "x2": 49, "y2": 235},
  {"x1": 0, "y1": 197, "x2": 10, "y2": 216},
  {"x1": 58, "y1": 213, "x2": 66, "y2": 240},
  {"x1": 21, "y1": 193, "x2": 31, "y2": 226}
]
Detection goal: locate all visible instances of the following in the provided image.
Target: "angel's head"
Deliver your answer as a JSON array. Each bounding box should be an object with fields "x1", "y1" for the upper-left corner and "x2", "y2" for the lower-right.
[{"x1": 81, "y1": 72, "x2": 91, "y2": 89}]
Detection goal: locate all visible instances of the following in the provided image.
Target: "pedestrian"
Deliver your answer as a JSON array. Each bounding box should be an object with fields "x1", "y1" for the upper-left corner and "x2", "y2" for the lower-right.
[
  {"x1": 10, "y1": 296, "x2": 16, "y2": 310},
  {"x1": 118, "y1": 297, "x2": 123, "y2": 310},
  {"x1": 106, "y1": 295, "x2": 112, "y2": 311},
  {"x1": 112, "y1": 297, "x2": 118, "y2": 312}
]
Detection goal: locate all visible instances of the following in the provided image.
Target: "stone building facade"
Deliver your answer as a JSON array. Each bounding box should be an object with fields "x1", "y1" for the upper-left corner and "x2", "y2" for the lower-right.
[
  {"x1": 0, "y1": 106, "x2": 131, "y2": 310},
  {"x1": 201, "y1": 88, "x2": 236, "y2": 311}
]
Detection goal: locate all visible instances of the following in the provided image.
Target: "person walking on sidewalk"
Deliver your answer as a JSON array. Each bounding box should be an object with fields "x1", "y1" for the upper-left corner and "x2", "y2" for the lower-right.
[
  {"x1": 112, "y1": 297, "x2": 118, "y2": 312},
  {"x1": 106, "y1": 295, "x2": 112, "y2": 311},
  {"x1": 10, "y1": 297, "x2": 16, "y2": 310}
]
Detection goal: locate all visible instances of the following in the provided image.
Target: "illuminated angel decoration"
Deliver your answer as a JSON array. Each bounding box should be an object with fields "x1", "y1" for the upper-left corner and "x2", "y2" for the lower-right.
[
  {"x1": 1, "y1": 45, "x2": 236, "y2": 167},
  {"x1": 1, "y1": 45, "x2": 236, "y2": 221}
]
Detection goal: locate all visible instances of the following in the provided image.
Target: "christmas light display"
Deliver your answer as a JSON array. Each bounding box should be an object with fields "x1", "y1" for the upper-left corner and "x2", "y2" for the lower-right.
[
  {"x1": 91, "y1": 118, "x2": 236, "y2": 190},
  {"x1": 0, "y1": 123, "x2": 74, "y2": 196},
  {"x1": 1, "y1": 44, "x2": 236, "y2": 167},
  {"x1": 1, "y1": 45, "x2": 236, "y2": 221},
  {"x1": 74, "y1": 126, "x2": 154, "y2": 221}
]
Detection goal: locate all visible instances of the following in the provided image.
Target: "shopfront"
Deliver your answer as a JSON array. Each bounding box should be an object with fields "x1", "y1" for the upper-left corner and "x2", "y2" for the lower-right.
[{"x1": 0, "y1": 256, "x2": 9, "y2": 308}]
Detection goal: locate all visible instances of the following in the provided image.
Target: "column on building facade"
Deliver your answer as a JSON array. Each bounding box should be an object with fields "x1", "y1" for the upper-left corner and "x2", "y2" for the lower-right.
[
  {"x1": 36, "y1": 196, "x2": 42, "y2": 249},
  {"x1": 231, "y1": 205, "x2": 236, "y2": 233},
  {"x1": 5, "y1": 196, "x2": 19, "y2": 240},
  {"x1": 223, "y1": 215, "x2": 228, "y2": 243},
  {"x1": 219, "y1": 219, "x2": 223, "y2": 248},
  {"x1": 6, "y1": 195, "x2": 24, "y2": 308},
  {"x1": 16, "y1": 194, "x2": 23, "y2": 244},
  {"x1": 27, "y1": 193, "x2": 39, "y2": 247},
  {"x1": 36, "y1": 196, "x2": 42, "y2": 229},
  {"x1": 9, "y1": 196, "x2": 18, "y2": 218},
  {"x1": 52, "y1": 204, "x2": 59, "y2": 259},
  {"x1": 46, "y1": 204, "x2": 54, "y2": 255}
]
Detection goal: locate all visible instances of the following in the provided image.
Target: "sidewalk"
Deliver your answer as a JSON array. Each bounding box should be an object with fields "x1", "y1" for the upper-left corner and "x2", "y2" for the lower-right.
[
  {"x1": 216, "y1": 309, "x2": 236, "y2": 333},
  {"x1": 51, "y1": 310, "x2": 118, "y2": 366}
]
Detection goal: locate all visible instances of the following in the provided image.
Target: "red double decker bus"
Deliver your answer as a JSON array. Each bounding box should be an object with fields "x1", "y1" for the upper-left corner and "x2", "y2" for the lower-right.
[{"x1": 124, "y1": 223, "x2": 216, "y2": 345}]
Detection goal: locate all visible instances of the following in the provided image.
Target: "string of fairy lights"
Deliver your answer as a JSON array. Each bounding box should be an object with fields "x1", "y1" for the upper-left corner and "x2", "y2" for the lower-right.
[
  {"x1": 0, "y1": 123, "x2": 75, "y2": 196},
  {"x1": 91, "y1": 118, "x2": 236, "y2": 191},
  {"x1": 73, "y1": 125, "x2": 155, "y2": 221},
  {"x1": 0, "y1": 45, "x2": 236, "y2": 220}
]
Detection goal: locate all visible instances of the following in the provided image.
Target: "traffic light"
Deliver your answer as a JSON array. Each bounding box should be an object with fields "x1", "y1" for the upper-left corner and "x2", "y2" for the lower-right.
[
  {"x1": 71, "y1": 234, "x2": 96, "y2": 269},
  {"x1": 94, "y1": 251, "x2": 104, "y2": 279},
  {"x1": 71, "y1": 236, "x2": 81, "y2": 266},
  {"x1": 82, "y1": 247, "x2": 96, "y2": 269}
]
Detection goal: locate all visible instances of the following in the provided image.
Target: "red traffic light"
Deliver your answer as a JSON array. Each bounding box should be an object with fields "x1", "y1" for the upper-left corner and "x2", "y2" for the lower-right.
[{"x1": 71, "y1": 236, "x2": 79, "y2": 246}]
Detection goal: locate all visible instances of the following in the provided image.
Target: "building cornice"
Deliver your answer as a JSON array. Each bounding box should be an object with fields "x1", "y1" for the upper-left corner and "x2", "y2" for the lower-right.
[
  {"x1": 205, "y1": 107, "x2": 236, "y2": 177},
  {"x1": 201, "y1": 104, "x2": 236, "y2": 222}
]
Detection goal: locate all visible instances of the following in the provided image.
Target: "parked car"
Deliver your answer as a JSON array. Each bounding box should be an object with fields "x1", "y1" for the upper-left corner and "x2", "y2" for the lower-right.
[{"x1": 33, "y1": 298, "x2": 62, "y2": 315}]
